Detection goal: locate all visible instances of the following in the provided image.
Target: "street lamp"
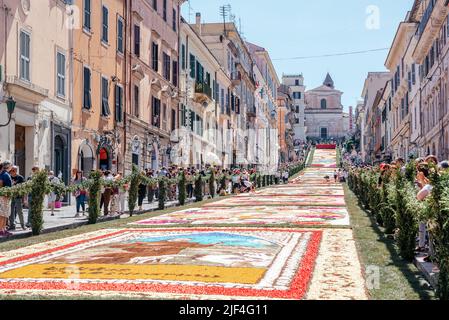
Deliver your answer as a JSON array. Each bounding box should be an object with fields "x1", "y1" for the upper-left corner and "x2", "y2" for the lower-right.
[{"x1": 0, "y1": 96, "x2": 16, "y2": 127}]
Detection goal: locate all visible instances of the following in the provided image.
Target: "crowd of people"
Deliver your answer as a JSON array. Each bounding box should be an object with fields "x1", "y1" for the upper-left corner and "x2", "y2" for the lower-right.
[
  {"x1": 0, "y1": 159, "x2": 306, "y2": 237},
  {"x1": 345, "y1": 153, "x2": 449, "y2": 266}
]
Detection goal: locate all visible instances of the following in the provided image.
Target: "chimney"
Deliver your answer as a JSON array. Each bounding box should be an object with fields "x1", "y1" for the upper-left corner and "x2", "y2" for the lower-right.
[{"x1": 196, "y1": 12, "x2": 202, "y2": 35}]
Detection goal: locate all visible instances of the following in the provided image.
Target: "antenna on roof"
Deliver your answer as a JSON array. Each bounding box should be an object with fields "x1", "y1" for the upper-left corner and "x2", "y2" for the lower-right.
[
  {"x1": 239, "y1": 17, "x2": 245, "y2": 39},
  {"x1": 187, "y1": 0, "x2": 194, "y2": 24},
  {"x1": 219, "y1": 4, "x2": 231, "y2": 35}
]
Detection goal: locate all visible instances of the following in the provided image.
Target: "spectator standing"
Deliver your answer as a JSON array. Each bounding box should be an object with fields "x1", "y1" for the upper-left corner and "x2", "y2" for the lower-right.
[
  {"x1": 0, "y1": 161, "x2": 13, "y2": 236},
  {"x1": 73, "y1": 171, "x2": 87, "y2": 218},
  {"x1": 8, "y1": 166, "x2": 26, "y2": 230},
  {"x1": 47, "y1": 171, "x2": 60, "y2": 217}
]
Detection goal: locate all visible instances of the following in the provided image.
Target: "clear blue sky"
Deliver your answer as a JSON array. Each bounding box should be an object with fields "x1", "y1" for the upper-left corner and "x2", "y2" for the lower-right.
[{"x1": 181, "y1": 0, "x2": 414, "y2": 110}]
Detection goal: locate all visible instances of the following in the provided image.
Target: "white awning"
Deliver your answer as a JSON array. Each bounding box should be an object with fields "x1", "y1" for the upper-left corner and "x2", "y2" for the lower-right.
[{"x1": 205, "y1": 152, "x2": 221, "y2": 165}]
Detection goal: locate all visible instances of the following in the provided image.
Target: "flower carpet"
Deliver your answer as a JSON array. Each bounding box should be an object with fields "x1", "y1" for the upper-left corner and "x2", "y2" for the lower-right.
[
  {"x1": 129, "y1": 206, "x2": 350, "y2": 226},
  {"x1": 0, "y1": 148, "x2": 368, "y2": 299}
]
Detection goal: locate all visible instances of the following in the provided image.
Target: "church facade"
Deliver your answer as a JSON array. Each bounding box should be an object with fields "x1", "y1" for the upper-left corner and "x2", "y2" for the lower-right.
[{"x1": 304, "y1": 74, "x2": 347, "y2": 140}]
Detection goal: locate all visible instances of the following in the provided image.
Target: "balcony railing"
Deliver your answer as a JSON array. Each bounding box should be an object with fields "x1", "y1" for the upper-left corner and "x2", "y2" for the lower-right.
[
  {"x1": 247, "y1": 105, "x2": 257, "y2": 117},
  {"x1": 194, "y1": 82, "x2": 212, "y2": 100},
  {"x1": 231, "y1": 71, "x2": 241, "y2": 86}
]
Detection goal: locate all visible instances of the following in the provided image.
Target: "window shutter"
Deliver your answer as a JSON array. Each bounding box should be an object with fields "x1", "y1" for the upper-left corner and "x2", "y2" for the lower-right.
[{"x1": 190, "y1": 54, "x2": 196, "y2": 79}]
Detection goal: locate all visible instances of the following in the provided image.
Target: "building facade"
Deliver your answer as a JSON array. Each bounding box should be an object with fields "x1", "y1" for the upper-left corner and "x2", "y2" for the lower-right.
[
  {"x1": 192, "y1": 19, "x2": 256, "y2": 168},
  {"x1": 282, "y1": 74, "x2": 306, "y2": 143},
  {"x1": 277, "y1": 84, "x2": 296, "y2": 163},
  {"x1": 0, "y1": 0, "x2": 72, "y2": 184},
  {"x1": 177, "y1": 17, "x2": 223, "y2": 168},
  {"x1": 246, "y1": 42, "x2": 280, "y2": 173},
  {"x1": 123, "y1": 0, "x2": 184, "y2": 174},
  {"x1": 304, "y1": 74, "x2": 346, "y2": 141},
  {"x1": 71, "y1": 0, "x2": 126, "y2": 177},
  {"x1": 360, "y1": 72, "x2": 391, "y2": 163}
]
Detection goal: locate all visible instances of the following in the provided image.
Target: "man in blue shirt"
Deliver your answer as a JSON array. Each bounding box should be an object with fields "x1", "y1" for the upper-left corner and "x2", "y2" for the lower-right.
[{"x1": 0, "y1": 161, "x2": 13, "y2": 237}]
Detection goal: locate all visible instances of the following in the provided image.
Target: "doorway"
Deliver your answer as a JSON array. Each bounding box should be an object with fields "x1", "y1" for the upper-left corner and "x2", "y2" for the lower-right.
[
  {"x1": 320, "y1": 127, "x2": 328, "y2": 140},
  {"x1": 99, "y1": 148, "x2": 111, "y2": 171},
  {"x1": 14, "y1": 125, "x2": 26, "y2": 176}
]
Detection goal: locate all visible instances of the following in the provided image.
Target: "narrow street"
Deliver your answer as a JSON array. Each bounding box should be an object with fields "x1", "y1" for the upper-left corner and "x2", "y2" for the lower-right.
[{"x1": 0, "y1": 147, "x2": 367, "y2": 300}]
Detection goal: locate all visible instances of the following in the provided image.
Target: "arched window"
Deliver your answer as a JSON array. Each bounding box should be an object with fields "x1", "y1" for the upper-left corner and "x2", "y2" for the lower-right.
[{"x1": 321, "y1": 99, "x2": 327, "y2": 109}]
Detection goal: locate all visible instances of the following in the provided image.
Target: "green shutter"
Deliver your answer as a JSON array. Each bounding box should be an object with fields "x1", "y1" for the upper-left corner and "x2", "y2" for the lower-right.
[{"x1": 190, "y1": 54, "x2": 195, "y2": 78}]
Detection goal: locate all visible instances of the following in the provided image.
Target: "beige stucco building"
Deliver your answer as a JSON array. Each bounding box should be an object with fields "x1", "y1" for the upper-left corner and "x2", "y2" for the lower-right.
[
  {"x1": 304, "y1": 74, "x2": 346, "y2": 140},
  {"x1": 71, "y1": 0, "x2": 126, "y2": 176},
  {"x1": 123, "y1": 0, "x2": 184, "y2": 174},
  {"x1": 177, "y1": 17, "x2": 223, "y2": 168},
  {"x1": 0, "y1": 0, "x2": 72, "y2": 183}
]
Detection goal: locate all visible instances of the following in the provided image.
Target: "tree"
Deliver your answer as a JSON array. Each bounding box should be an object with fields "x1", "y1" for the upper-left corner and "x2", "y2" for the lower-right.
[{"x1": 87, "y1": 170, "x2": 102, "y2": 224}]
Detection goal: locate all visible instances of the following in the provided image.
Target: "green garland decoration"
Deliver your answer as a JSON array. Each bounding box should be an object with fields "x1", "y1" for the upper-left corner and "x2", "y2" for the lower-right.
[
  {"x1": 178, "y1": 171, "x2": 186, "y2": 206},
  {"x1": 87, "y1": 171, "x2": 102, "y2": 224},
  {"x1": 29, "y1": 170, "x2": 49, "y2": 235},
  {"x1": 194, "y1": 174, "x2": 203, "y2": 202},
  {"x1": 158, "y1": 177, "x2": 167, "y2": 210},
  {"x1": 128, "y1": 165, "x2": 140, "y2": 216}
]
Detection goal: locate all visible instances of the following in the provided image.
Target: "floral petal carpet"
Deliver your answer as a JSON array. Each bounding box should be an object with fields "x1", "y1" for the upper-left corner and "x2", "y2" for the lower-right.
[{"x1": 0, "y1": 149, "x2": 367, "y2": 300}]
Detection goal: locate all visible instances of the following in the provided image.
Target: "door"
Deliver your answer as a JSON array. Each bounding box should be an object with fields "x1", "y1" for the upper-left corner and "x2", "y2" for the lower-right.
[
  {"x1": 14, "y1": 125, "x2": 26, "y2": 176},
  {"x1": 320, "y1": 127, "x2": 328, "y2": 140}
]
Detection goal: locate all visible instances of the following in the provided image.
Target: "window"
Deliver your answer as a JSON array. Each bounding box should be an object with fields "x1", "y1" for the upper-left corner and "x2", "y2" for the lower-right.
[
  {"x1": 83, "y1": 0, "x2": 91, "y2": 31},
  {"x1": 162, "y1": 103, "x2": 167, "y2": 130},
  {"x1": 83, "y1": 67, "x2": 92, "y2": 109},
  {"x1": 56, "y1": 52, "x2": 66, "y2": 97},
  {"x1": 221, "y1": 88, "x2": 225, "y2": 113},
  {"x1": 171, "y1": 109, "x2": 176, "y2": 131},
  {"x1": 115, "y1": 84, "x2": 123, "y2": 122},
  {"x1": 163, "y1": 0, "x2": 167, "y2": 21},
  {"x1": 172, "y1": 9, "x2": 177, "y2": 31},
  {"x1": 152, "y1": 97, "x2": 161, "y2": 127},
  {"x1": 172, "y1": 60, "x2": 178, "y2": 86},
  {"x1": 117, "y1": 16, "x2": 124, "y2": 54},
  {"x1": 132, "y1": 154, "x2": 139, "y2": 166},
  {"x1": 189, "y1": 54, "x2": 196, "y2": 78},
  {"x1": 152, "y1": 42, "x2": 159, "y2": 71},
  {"x1": 152, "y1": 0, "x2": 158, "y2": 11},
  {"x1": 101, "y1": 77, "x2": 111, "y2": 117},
  {"x1": 320, "y1": 99, "x2": 327, "y2": 109},
  {"x1": 295, "y1": 105, "x2": 300, "y2": 113},
  {"x1": 295, "y1": 79, "x2": 299, "y2": 86},
  {"x1": 180, "y1": 104, "x2": 186, "y2": 126},
  {"x1": 163, "y1": 52, "x2": 171, "y2": 81},
  {"x1": 102, "y1": 5, "x2": 109, "y2": 43},
  {"x1": 134, "y1": 85, "x2": 139, "y2": 117},
  {"x1": 181, "y1": 44, "x2": 186, "y2": 70},
  {"x1": 320, "y1": 128, "x2": 328, "y2": 139},
  {"x1": 134, "y1": 25, "x2": 140, "y2": 57},
  {"x1": 293, "y1": 92, "x2": 301, "y2": 99},
  {"x1": 20, "y1": 31, "x2": 30, "y2": 81}
]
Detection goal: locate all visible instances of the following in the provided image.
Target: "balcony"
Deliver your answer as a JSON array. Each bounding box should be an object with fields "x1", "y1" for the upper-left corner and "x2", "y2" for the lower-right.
[
  {"x1": 247, "y1": 105, "x2": 257, "y2": 118},
  {"x1": 194, "y1": 82, "x2": 212, "y2": 104},
  {"x1": 413, "y1": 0, "x2": 448, "y2": 63},
  {"x1": 231, "y1": 71, "x2": 241, "y2": 86}
]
